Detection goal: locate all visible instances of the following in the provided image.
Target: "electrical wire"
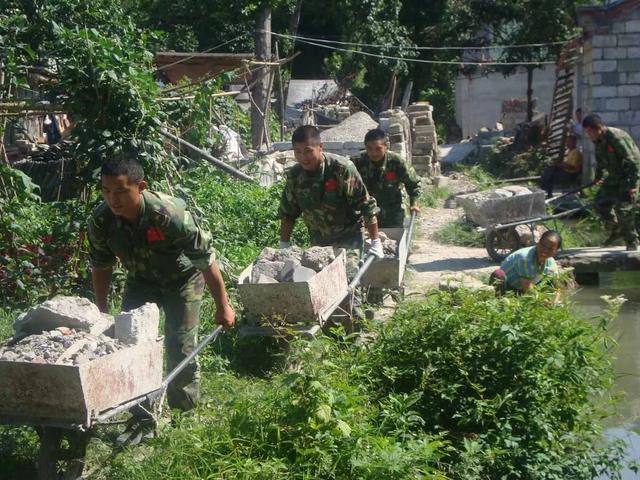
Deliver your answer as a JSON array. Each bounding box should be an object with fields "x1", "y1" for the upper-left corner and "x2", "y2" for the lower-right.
[{"x1": 268, "y1": 30, "x2": 566, "y2": 51}]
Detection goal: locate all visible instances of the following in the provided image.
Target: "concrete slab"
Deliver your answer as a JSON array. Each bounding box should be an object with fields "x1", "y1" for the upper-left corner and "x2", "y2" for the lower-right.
[{"x1": 438, "y1": 143, "x2": 476, "y2": 164}]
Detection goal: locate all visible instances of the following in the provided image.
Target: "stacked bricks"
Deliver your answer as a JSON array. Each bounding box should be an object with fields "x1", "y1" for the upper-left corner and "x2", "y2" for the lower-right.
[
  {"x1": 379, "y1": 108, "x2": 412, "y2": 162},
  {"x1": 407, "y1": 102, "x2": 440, "y2": 177},
  {"x1": 316, "y1": 104, "x2": 351, "y2": 123}
]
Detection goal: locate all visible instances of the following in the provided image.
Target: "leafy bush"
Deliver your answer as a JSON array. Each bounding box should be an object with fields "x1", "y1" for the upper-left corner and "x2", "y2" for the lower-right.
[
  {"x1": 108, "y1": 335, "x2": 446, "y2": 480},
  {"x1": 365, "y1": 289, "x2": 623, "y2": 479}
]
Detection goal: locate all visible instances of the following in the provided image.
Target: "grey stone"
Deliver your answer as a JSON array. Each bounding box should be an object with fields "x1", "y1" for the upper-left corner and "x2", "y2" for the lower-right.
[
  {"x1": 387, "y1": 123, "x2": 403, "y2": 134},
  {"x1": 619, "y1": 34, "x2": 640, "y2": 47},
  {"x1": 592, "y1": 35, "x2": 617, "y2": 48},
  {"x1": 630, "y1": 96, "x2": 640, "y2": 110},
  {"x1": 252, "y1": 260, "x2": 285, "y2": 283},
  {"x1": 14, "y1": 296, "x2": 113, "y2": 336},
  {"x1": 606, "y1": 97, "x2": 630, "y2": 111},
  {"x1": 627, "y1": 20, "x2": 640, "y2": 33},
  {"x1": 257, "y1": 246, "x2": 303, "y2": 263},
  {"x1": 271, "y1": 142, "x2": 291, "y2": 151},
  {"x1": 114, "y1": 303, "x2": 160, "y2": 345},
  {"x1": 600, "y1": 72, "x2": 619, "y2": 86},
  {"x1": 628, "y1": 47, "x2": 640, "y2": 59},
  {"x1": 599, "y1": 112, "x2": 619, "y2": 123},
  {"x1": 592, "y1": 86, "x2": 618, "y2": 98},
  {"x1": 619, "y1": 59, "x2": 640, "y2": 72},
  {"x1": 619, "y1": 84, "x2": 640, "y2": 96},
  {"x1": 292, "y1": 266, "x2": 316, "y2": 283},
  {"x1": 604, "y1": 48, "x2": 626, "y2": 60},
  {"x1": 594, "y1": 60, "x2": 619, "y2": 73},
  {"x1": 279, "y1": 259, "x2": 301, "y2": 282},
  {"x1": 301, "y1": 246, "x2": 336, "y2": 272}
]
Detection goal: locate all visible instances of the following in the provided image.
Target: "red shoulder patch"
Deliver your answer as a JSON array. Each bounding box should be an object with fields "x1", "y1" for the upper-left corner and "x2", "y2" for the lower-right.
[
  {"x1": 607, "y1": 145, "x2": 615, "y2": 153},
  {"x1": 324, "y1": 178, "x2": 338, "y2": 192},
  {"x1": 384, "y1": 171, "x2": 397, "y2": 181},
  {"x1": 146, "y1": 227, "x2": 165, "y2": 242}
]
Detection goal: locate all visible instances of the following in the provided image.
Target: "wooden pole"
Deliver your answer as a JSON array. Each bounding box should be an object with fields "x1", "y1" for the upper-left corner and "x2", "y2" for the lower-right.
[
  {"x1": 251, "y1": 6, "x2": 272, "y2": 149},
  {"x1": 275, "y1": 42, "x2": 285, "y2": 142}
]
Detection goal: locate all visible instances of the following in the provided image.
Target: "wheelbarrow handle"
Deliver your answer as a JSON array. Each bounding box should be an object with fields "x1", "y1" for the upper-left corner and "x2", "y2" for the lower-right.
[
  {"x1": 162, "y1": 325, "x2": 223, "y2": 388},
  {"x1": 545, "y1": 181, "x2": 597, "y2": 204},
  {"x1": 406, "y1": 211, "x2": 418, "y2": 250}
]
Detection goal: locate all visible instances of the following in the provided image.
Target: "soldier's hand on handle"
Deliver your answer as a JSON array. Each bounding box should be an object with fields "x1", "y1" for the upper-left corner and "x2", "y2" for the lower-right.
[
  {"x1": 369, "y1": 238, "x2": 385, "y2": 259},
  {"x1": 410, "y1": 205, "x2": 421, "y2": 214},
  {"x1": 216, "y1": 303, "x2": 235, "y2": 329}
]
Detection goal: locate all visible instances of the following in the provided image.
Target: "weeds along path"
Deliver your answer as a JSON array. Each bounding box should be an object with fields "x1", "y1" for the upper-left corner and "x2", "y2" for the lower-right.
[{"x1": 407, "y1": 178, "x2": 496, "y2": 292}]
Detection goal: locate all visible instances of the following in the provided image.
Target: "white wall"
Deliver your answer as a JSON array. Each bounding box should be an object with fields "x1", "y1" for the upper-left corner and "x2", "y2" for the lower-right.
[{"x1": 455, "y1": 66, "x2": 557, "y2": 137}]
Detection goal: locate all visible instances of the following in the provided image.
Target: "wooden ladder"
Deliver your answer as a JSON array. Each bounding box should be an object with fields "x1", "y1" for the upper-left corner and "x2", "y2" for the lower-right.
[{"x1": 544, "y1": 36, "x2": 582, "y2": 163}]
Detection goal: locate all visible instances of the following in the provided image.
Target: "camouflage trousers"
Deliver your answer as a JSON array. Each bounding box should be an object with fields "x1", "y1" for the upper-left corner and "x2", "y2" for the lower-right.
[
  {"x1": 123, "y1": 271, "x2": 204, "y2": 411},
  {"x1": 377, "y1": 207, "x2": 405, "y2": 229},
  {"x1": 595, "y1": 187, "x2": 638, "y2": 245}
]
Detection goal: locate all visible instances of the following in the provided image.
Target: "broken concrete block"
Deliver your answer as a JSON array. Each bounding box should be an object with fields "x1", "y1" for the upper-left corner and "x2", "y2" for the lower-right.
[
  {"x1": 292, "y1": 266, "x2": 317, "y2": 282},
  {"x1": 255, "y1": 274, "x2": 279, "y2": 284},
  {"x1": 278, "y1": 259, "x2": 301, "y2": 282},
  {"x1": 301, "y1": 246, "x2": 336, "y2": 272},
  {"x1": 252, "y1": 260, "x2": 285, "y2": 283},
  {"x1": 14, "y1": 296, "x2": 113, "y2": 336},
  {"x1": 115, "y1": 303, "x2": 160, "y2": 345},
  {"x1": 257, "y1": 246, "x2": 303, "y2": 263}
]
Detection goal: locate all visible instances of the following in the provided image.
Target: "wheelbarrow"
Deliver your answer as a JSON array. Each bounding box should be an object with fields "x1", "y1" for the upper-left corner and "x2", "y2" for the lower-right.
[{"x1": 0, "y1": 324, "x2": 224, "y2": 479}]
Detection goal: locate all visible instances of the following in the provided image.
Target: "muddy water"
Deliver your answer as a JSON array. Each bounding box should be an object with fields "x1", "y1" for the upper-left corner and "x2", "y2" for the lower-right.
[{"x1": 571, "y1": 285, "x2": 640, "y2": 479}]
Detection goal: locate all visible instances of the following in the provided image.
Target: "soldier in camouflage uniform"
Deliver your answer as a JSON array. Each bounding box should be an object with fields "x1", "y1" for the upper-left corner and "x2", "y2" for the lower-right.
[
  {"x1": 352, "y1": 128, "x2": 422, "y2": 228},
  {"x1": 88, "y1": 156, "x2": 235, "y2": 413},
  {"x1": 278, "y1": 125, "x2": 384, "y2": 324},
  {"x1": 583, "y1": 114, "x2": 640, "y2": 251}
]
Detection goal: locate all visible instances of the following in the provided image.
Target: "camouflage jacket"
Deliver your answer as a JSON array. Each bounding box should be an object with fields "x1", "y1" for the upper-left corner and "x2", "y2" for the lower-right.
[
  {"x1": 88, "y1": 190, "x2": 216, "y2": 285},
  {"x1": 278, "y1": 153, "x2": 379, "y2": 246},
  {"x1": 352, "y1": 151, "x2": 422, "y2": 214},
  {"x1": 594, "y1": 127, "x2": 640, "y2": 192}
]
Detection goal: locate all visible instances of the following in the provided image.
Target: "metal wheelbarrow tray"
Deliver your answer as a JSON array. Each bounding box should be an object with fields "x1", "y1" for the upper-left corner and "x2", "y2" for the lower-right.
[
  {"x1": 456, "y1": 188, "x2": 547, "y2": 227},
  {"x1": 238, "y1": 249, "x2": 349, "y2": 331},
  {"x1": 360, "y1": 227, "x2": 408, "y2": 289},
  {"x1": 0, "y1": 338, "x2": 164, "y2": 429}
]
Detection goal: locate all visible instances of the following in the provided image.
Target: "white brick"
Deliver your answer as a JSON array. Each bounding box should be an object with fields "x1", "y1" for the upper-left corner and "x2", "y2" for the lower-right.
[
  {"x1": 626, "y1": 20, "x2": 640, "y2": 33},
  {"x1": 605, "y1": 98, "x2": 630, "y2": 111},
  {"x1": 591, "y1": 74, "x2": 602, "y2": 85},
  {"x1": 593, "y1": 60, "x2": 617, "y2": 72},
  {"x1": 612, "y1": 21, "x2": 626, "y2": 34},
  {"x1": 115, "y1": 303, "x2": 160, "y2": 345},
  {"x1": 631, "y1": 126, "x2": 640, "y2": 141},
  {"x1": 620, "y1": 34, "x2": 640, "y2": 47},
  {"x1": 628, "y1": 72, "x2": 640, "y2": 83},
  {"x1": 628, "y1": 47, "x2": 640, "y2": 58},
  {"x1": 592, "y1": 35, "x2": 617, "y2": 47},
  {"x1": 604, "y1": 48, "x2": 626, "y2": 59},
  {"x1": 592, "y1": 86, "x2": 618, "y2": 97},
  {"x1": 591, "y1": 48, "x2": 603, "y2": 60},
  {"x1": 600, "y1": 112, "x2": 619, "y2": 123},
  {"x1": 619, "y1": 84, "x2": 640, "y2": 96}
]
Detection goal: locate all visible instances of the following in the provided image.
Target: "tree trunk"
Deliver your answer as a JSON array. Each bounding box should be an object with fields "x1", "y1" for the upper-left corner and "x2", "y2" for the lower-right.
[
  {"x1": 526, "y1": 66, "x2": 534, "y2": 123},
  {"x1": 251, "y1": 5, "x2": 272, "y2": 149},
  {"x1": 283, "y1": 0, "x2": 304, "y2": 117}
]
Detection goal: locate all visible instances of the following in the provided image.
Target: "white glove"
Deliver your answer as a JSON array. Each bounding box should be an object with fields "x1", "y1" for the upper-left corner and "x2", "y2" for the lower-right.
[
  {"x1": 279, "y1": 240, "x2": 291, "y2": 250},
  {"x1": 369, "y1": 238, "x2": 384, "y2": 259}
]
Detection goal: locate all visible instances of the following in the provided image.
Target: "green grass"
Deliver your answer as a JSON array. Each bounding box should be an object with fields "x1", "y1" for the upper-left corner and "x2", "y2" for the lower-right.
[
  {"x1": 433, "y1": 220, "x2": 484, "y2": 247},
  {"x1": 419, "y1": 186, "x2": 450, "y2": 208}
]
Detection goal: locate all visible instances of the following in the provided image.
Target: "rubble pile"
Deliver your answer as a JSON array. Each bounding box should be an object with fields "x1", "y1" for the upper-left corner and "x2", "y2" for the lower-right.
[
  {"x1": 0, "y1": 329, "x2": 124, "y2": 365},
  {"x1": 0, "y1": 296, "x2": 160, "y2": 366},
  {"x1": 320, "y1": 112, "x2": 378, "y2": 143},
  {"x1": 365, "y1": 231, "x2": 398, "y2": 258},
  {"x1": 247, "y1": 246, "x2": 336, "y2": 284}
]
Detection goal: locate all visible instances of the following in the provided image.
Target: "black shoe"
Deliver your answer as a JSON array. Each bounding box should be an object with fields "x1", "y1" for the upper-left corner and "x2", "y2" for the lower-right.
[
  {"x1": 116, "y1": 416, "x2": 156, "y2": 446},
  {"x1": 604, "y1": 232, "x2": 622, "y2": 246}
]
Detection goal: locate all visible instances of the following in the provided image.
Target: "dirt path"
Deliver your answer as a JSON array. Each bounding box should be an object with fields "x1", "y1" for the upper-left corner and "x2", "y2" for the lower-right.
[{"x1": 406, "y1": 178, "x2": 497, "y2": 292}]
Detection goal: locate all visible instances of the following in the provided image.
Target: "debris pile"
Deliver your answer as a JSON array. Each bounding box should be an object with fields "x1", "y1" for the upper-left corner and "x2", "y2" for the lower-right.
[
  {"x1": 0, "y1": 329, "x2": 124, "y2": 365},
  {"x1": 247, "y1": 246, "x2": 337, "y2": 284},
  {"x1": 320, "y1": 112, "x2": 378, "y2": 143},
  {"x1": 0, "y1": 296, "x2": 159, "y2": 366}
]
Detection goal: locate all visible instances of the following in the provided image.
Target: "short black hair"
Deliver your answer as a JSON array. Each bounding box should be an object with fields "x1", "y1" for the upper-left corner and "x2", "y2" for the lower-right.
[
  {"x1": 582, "y1": 113, "x2": 604, "y2": 129},
  {"x1": 364, "y1": 128, "x2": 387, "y2": 143},
  {"x1": 540, "y1": 230, "x2": 562, "y2": 248},
  {"x1": 101, "y1": 154, "x2": 145, "y2": 184},
  {"x1": 292, "y1": 125, "x2": 321, "y2": 144}
]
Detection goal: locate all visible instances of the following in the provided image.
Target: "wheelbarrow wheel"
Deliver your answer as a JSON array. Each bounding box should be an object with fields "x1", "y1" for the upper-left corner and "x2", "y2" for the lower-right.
[
  {"x1": 37, "y1": 427, "x2": 90, "y2": 480},
  {"x1": 485, "y1": 227, "x2": 520, "y2": 262}
]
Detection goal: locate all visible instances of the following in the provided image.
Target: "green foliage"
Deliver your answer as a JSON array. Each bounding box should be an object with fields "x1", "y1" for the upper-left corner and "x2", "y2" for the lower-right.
[
  {"x1": 419, "y1": 186, "x2": 450, "y2": 208},
  {"x1": 108, "y1": 333, "x2": 446, "y2": 480},
  {"x1": 365, "y1": 289, "x2": 623, "y2": 479},
  {"x1": 434, "y1": 219, "x2": 484, "y2": 247},
  {"x1": 480, "y1": 143, "x2": 549, "y2": 180}
]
